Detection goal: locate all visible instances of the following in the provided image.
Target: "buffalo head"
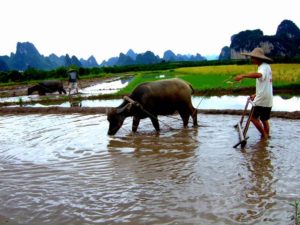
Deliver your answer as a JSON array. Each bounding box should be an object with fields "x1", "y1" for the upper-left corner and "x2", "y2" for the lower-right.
[
  {"x1": 107, "y1": 103, "x2": 132, "y2": 135},
  {"x1": 27, "y1": 86, "x2": 34, "y2": 95}
]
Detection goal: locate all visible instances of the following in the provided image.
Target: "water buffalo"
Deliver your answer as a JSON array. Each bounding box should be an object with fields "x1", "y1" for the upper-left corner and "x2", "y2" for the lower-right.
[
  {"x1": 28, "y1": 80, "x2": 66, "y2": 95},
  {"x1": 107, "y1": 78, "x2": 198, "y2": 135}
]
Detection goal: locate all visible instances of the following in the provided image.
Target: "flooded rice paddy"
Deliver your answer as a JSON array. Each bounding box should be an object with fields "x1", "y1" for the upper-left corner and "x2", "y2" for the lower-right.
[
  {"x1": 0, "y1": 77, "x2": 131, "y2": 104},
  {"x1": 2, "y1": 95, "x2": 300, "y2": 112},
  {"x1": 1, "y1": 78, "x2": 299, "y2": 224},
  {"x1": 0, "y1": 76, "x2": 299, "y2": 113},
  {"x1": 1, "y1": 113, "x2": 300, "y2": 225}
]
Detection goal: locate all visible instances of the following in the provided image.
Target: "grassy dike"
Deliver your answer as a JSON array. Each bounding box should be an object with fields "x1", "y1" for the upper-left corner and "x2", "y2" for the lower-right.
[{"x1": 118, "y1": 64, "x2": 300, "y2": 96}]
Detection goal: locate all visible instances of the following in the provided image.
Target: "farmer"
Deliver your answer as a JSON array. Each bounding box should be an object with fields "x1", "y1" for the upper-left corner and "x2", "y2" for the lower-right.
[
  {"x1": 234, "y1": 47, "x2": 273, "y2": 139},
  {"x1": 67, "y1": 68, "x2": 79, "y2": 95}
]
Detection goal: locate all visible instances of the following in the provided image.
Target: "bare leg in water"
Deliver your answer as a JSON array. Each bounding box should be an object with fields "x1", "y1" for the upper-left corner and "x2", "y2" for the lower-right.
[
  {"x1": 262, "y1": 120, "x2": 270, "y2": 137},
  {"x1": 251, "y1": 117, "x2": 269, "y2": 139}
]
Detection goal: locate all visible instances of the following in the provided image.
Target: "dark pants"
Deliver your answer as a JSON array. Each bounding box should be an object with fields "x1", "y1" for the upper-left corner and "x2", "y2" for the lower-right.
[{"x1": 252, "y1": 106, "x2": 272, "y2": 121}]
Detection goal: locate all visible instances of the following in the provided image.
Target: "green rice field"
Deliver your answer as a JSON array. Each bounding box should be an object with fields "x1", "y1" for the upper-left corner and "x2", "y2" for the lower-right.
[{"x1": 118, "y1": 64, "x2": 300, "y2": 95}]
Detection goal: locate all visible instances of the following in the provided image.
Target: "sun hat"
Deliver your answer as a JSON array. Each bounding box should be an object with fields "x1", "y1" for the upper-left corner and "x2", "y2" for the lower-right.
[
  {"x1": 67, "y1": 68, "x2": 77, "y2": 73},
  {"x1": 241, "y1": 47, "x2": 273, "y2": 62}
]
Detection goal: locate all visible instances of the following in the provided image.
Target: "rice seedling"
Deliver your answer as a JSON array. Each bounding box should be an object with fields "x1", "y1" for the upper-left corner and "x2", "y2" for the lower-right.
[
  {"x1": 18, "y1": 97, "x2": 23, "y2": 107},
  {"x1": 290, "y1": 201, "x2": 300, "y2": 225}
]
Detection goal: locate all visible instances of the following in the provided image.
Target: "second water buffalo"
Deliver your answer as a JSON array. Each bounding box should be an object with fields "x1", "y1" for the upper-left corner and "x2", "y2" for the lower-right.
[
  {"x1": 107, "y1": 78, "x2": 198, "y2": 135},
  {"x1": 28, "y1": 80, "x2": 66, "y2": 95}
]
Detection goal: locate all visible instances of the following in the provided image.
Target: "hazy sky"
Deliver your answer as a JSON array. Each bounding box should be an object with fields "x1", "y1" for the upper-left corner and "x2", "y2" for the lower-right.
[{"x1": 1, "y1": 0, "x2": 299, "y2": 63}]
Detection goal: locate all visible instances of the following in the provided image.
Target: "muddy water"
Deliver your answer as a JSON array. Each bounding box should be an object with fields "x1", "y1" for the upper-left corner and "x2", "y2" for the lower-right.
[
  {"x1": 4, "y1": 95, "x2": 300, "y2": 112},
  {"x1": 0, "y1": 114, "x2": 299, "y2": 225}
]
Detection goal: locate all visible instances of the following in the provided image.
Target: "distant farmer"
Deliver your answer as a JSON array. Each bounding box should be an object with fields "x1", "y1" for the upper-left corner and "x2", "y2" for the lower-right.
[
  {"x1": 67, "y1": 68, "x2": 79, "y2": 95},
  {"x1": 234, "y1": 47, "x2": 273, "y2": 139}
]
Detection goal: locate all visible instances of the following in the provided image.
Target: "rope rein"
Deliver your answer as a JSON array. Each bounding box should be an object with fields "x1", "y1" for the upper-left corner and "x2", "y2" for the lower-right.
[
  {"x1": 122, "y1": 95, "x2": 205, "y2": 129},
  {"x1": 223, "y1": 75, "x2": 242, "y2": 88},
  {"x1": 123, "y1": 96, "x2": 175, "y2": 129}
]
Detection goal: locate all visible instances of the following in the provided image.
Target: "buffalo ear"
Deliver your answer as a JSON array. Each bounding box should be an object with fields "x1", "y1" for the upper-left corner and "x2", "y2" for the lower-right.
[{"x1": 116, "y1": 103, "x2": 132, "y2": 114}]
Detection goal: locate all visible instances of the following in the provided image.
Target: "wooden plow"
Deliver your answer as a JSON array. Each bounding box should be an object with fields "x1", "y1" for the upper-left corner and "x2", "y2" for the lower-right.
[{"x1": 233, "y1": 98, "x2": 254, "y2": 148}]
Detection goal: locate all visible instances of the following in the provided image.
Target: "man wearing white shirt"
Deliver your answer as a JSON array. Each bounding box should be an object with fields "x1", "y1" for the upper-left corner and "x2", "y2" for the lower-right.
[
  {"x1": 234, "y1": 48, "x2": 273, "y2": 139},
  {"x1": 67, "y1": 68, "x2": 79, "y2": 95}
]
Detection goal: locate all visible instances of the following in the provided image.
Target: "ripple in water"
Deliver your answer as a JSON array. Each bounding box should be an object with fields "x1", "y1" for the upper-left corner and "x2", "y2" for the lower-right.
[{"x1": 0, "y1": 114, "x2": 299, "y2": 224}]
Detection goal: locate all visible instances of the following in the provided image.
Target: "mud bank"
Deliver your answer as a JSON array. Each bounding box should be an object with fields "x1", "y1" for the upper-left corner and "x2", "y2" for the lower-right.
[
  {"x1": 0, "y1": 106, "x2": 299, "y2": 119},
  {"x1": 0, "y1": 106, "x2": 111, "y2": 115}
]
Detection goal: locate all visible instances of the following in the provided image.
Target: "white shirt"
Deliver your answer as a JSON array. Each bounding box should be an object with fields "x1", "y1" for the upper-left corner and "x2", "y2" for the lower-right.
[
  {"x1": 254, "y1": 62, "x2": 273, "y2": 107},
  {"x1": 69, "y1": 72, "x2": 77, "y2": 81}
]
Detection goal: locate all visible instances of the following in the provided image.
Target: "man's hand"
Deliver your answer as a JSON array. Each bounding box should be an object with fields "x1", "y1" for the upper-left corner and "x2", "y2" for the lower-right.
[
  {"x1": 250, "y1": 94, "x2": 256, "y2": 101},
  {"x1": 234, "y1": 74, "x2": 244, "y2": 81}
]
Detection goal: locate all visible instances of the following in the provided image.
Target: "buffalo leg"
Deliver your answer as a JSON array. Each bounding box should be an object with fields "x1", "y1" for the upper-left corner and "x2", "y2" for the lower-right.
[
  {"x1": 179, "y1": 110, "x2": 190, "y2": 127},
  {"x1": 150, "y1": 116, "x2": 160, "y2": 131},
  {"x1": 38, "y1": 90, "x2": 46, "y2": 95},
  {"x1": 59, "y1": 88, "x2": 66, "y2": 94},
  {"x1": 191, "y1": 108, "x2": 198, "y2": 127},
  {"x1": 132, "y1": 116, "x2": 140, "y2": 132}
]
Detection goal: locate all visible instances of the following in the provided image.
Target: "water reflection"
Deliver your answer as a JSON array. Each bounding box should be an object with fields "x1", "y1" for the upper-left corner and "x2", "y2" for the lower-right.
[
  {"x1": 69, "y1": 98, "x2": 82, "y2": 107},
  {"x1": 4, "y1": 95, "x2": 299, "y2": 112},
  {"x1": 235, "y1": 140, "x2": 276, "y2": 223},
  {"x1": 81, "y1": 77, "x2": 132, "y2": 95},
  {"x1": 193, "y1": 95, "x2": 300, "y2": 112},
  {"x1": 108, "y1": 127, "x2": 199, "y2": 154},
  {"x1": 0, "y1": 114, "x2": 299, "y2": 224},
  {"x1": 107, "y1": 126, "x2": 200, "y2": 198}
]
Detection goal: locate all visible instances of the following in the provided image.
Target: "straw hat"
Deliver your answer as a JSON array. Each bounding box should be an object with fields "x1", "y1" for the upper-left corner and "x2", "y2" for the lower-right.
[
  {"x1": 241, "y1": 47, "x2": 273, "y2": 62},
  {"x1": 67, "y1": 68, "x2": 77, "y2": 73}
]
